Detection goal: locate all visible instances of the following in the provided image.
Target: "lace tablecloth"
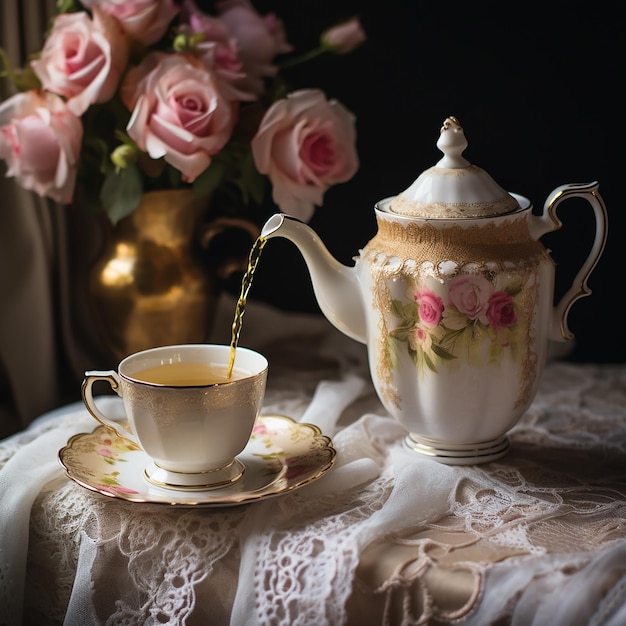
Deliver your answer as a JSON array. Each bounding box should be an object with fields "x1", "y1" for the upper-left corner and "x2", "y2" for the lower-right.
[{"x1": 2, "y1": 296, "x2": 626, "y2": 626}]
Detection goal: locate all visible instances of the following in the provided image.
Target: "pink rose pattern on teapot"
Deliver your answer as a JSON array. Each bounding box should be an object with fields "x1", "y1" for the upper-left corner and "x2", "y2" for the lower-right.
[
  {"x1": 389, "y1": 273, "x2": 524, "y2": 375},
  {"x1": 365, "y1": 215, "x2": 546, "y2": 417}
]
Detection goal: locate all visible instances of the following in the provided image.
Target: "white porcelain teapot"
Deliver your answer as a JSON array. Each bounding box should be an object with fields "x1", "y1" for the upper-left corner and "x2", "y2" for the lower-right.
[{"x1": 261, "y1": 117, "x2": 608, "y2": 464}]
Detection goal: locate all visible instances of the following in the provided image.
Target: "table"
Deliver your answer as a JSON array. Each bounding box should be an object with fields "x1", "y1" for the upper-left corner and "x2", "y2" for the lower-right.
[{"x1": 2, "y1": 295, "x2": 626, "y2": 626}]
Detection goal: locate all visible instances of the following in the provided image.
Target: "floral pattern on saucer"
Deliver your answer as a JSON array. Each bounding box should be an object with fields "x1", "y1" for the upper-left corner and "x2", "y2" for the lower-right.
[
  {"x1": 95, "y1": 435, "x2": 141, "y2": 495},
  {"x1": 59, "y1": 415, "x2": 335, "y2": 507}
]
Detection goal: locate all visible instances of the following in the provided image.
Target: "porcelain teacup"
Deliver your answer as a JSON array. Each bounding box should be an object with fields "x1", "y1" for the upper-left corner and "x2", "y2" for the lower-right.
[{"x1": 81, "y1": 344, "x2": 268, "y2": 489}]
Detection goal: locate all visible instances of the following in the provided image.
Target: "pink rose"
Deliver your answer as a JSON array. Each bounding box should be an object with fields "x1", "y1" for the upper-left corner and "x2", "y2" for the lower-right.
[
  {"x1": 448, "y1": 275, "x2": 493, "y2": 323},
  {"x1": 184, "y1": 10, "x2": 240, "y2": 73},
  {"x1": 251, "y1": 89, "x2": 359, "y2": 221},
  {"x1": 178, "y1": 2, "x2": 255, "y2": 101},
  {"x1": 486, "y1": 291, "x2": 517, "y2": 329},
  {"x1": 30, "y1": 8, "x2": 128, "y2": 116},
  {"x1": 321, "y1": 18, "x2": 366, "y2": 54},
  {"x1": 216, "y1": 0, "x2": 292, "y2": 96},
  {"x1": 415, "y1": 288, "x2": 444, "y2": 327},
  {"x1": 80, "y1": 0, "x2": 179, "y2": 45},
  {"x1": 121, "y1": 52, "x2": 237, "y2": 182},
  {"x1": 181, "y1": 1, "x2": 237, "y2": 67},
  {"x1": 409, "y1": 325, "x2": 433, "y2": 352},
  {"x1": 0, "y1": 91, "x2": 83, "y2": 204},
  {"x1": 194, "y1": 38, "x2": 255, "y2": 102}
]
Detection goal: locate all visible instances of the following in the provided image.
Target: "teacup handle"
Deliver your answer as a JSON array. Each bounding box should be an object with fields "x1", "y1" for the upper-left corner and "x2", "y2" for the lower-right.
[
  {"x1": 81, "y1": 370, "x2": 139, "y2": 445},
  {"x1": 530, "y1": 181, "x2": 608, "y2": 341}
]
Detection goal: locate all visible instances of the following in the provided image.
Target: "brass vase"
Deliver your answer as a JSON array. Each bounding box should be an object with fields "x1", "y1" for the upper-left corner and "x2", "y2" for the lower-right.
[{"x1": 88, "y1": 189, "x2": 258, "y2": 361}]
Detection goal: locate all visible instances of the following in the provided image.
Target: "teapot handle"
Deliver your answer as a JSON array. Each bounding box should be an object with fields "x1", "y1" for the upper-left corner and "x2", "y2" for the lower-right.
[{"x1": 530, "y1": 181, "x2": 608, "y2": 342}]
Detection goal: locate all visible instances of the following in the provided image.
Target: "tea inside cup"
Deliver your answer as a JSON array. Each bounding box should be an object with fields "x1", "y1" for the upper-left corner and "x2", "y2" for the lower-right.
[{"x1": 82, "y1": 344, "x2": 268, "y2": 490}]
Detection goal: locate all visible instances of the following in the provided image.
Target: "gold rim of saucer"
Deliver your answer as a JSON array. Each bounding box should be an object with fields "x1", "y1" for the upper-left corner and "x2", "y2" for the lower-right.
[{"x1": 144, "y1": 458, "x2": 246, "y2": 491}]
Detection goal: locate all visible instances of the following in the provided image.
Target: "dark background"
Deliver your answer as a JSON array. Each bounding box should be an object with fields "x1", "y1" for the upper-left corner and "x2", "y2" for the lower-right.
[{"x1": 226, "y1": 1, "x2": 624, "y2": 363}]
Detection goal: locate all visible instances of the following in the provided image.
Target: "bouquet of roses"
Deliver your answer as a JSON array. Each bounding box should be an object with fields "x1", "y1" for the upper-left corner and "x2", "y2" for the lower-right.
[{"x1": 0, "y1": 0, "x2": 365, "y2": 223}]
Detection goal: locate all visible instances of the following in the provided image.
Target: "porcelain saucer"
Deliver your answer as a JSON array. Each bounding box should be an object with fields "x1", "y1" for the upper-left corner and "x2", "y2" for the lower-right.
[{"x1": 59, "y1": 414, "x2": 336, "y2": 507}]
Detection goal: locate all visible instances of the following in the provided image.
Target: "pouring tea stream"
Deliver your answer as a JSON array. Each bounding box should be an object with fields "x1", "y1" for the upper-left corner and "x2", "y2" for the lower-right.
[{"x1": 259, "y1": 117, "x2": 608, "y2": 464}]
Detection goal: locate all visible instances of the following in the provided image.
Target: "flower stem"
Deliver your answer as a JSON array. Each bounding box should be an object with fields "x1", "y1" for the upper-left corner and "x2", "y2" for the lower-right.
[{"x1": 279, "y1": 47, "x2": 328, "y2": 70}]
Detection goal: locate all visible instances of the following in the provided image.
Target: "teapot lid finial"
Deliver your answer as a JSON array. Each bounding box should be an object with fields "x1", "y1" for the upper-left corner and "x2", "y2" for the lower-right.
[
  {"x1": 436, "y1": 116, "x2": 470, "y2": 169},
  {"x1": 388, "y1": 116, "x2": 520, "y2": 218}
]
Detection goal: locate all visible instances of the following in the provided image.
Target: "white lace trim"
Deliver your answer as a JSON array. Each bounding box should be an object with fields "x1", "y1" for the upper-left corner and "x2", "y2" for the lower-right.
[{"x1": 5, "y1": 348, "x2": 626, "y2": 626}]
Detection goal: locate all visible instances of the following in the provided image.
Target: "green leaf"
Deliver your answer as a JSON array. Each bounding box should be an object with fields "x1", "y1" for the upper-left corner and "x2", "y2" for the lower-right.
[
  {"x1": 391, "y1": 299, "x2": 406, "y2": 319},
  {"x1": 193, "y1": 160, "x2": 225, "y2": 198},
  {"x1": 504, "y1": 277, "x2": 524, "y2": 296},
  {"x1": 440, "y1": 326, "x2": 466, "y2": 345},
  {"x1": 0, "y1": 49, "x2": 40, "y2": 92},
  {"x1": 389, "y1": 326, "x2": 412, "y2": 343},
  {"x1": 391, "y1": 298, "x2": 419, "y2": 323},
  {"x1": 488, "y1": 341, "x2": 502, "y2": 363},
  {"x1": 237, "y1": 151, "x2": 266, "y2": 205},
  {"x1": 100, "y1": 165, "x2": 143, "y2": 224},
  {"x1": 403, "y1": 301, "x2": 420, "y2": 322},
  {"x1": 386, "y1": 336, "x2": 399, "y2": 371},
  {"x1": 165, "y1": 164, "x2": 183, "y2": 189},
  {"x1": 0, "y1": 48, "x2": 11, "y2": 78},
  {"x1": 81, "y1": 135, "x2": 111, "y2": 174},
  {"x1": 431, "y1": 343, "x2": 457, "y2": 360},
  {"x1": 423, "y1": 351, "x2": 438, "y2": 374},
  {"x1": 114, "y1": 129, "x2": 139, "y2": 149},
  {"x1": 56, "y1": 0, "x2": 83, "y2": 14}
]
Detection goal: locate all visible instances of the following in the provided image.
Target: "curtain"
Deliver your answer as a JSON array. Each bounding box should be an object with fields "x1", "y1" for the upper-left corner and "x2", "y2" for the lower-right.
[{"x1": 0, "y1": 0, "x2": 109, "y2": 438}]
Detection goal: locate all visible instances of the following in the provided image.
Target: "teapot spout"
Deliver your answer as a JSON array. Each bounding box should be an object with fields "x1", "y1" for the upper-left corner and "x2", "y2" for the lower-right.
[{"x1": 261, "y1": 214, "x2": 366, "y2": 344}]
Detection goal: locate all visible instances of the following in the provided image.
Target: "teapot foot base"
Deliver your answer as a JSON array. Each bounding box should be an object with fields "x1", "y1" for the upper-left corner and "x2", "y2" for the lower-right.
[{"x1": 405, "y1": 434, "x2": 510, "y2": 465}]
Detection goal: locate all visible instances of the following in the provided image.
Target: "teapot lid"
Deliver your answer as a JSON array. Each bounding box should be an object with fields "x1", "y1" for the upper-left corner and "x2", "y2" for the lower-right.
[{"x1": 389, "y1": 116, "x2": 520, "y2": 218}]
